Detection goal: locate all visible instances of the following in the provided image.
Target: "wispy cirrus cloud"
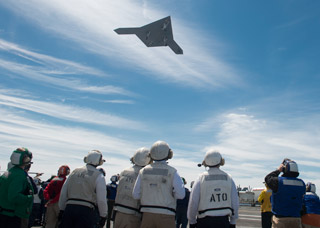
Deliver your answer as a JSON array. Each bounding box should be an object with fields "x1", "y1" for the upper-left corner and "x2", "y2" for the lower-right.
[
  {"x1": 0, "y1": 39, "x2": 135, "y2": 96},
  {"x1": 193, "y1": 111, "x2": 320, "y2": 190},
  {"x1": 0, "y1": 0, "x2": 242, "y2": 89},
  {"x1": 0, "y1": 92, "x2": 146, "y2": 130},
  {"x1": 0, "y1": 108, "x2": 144, "y2": 178},
  {"x1": 0, "y1": 38, "x2": 104, "y2": 76}
]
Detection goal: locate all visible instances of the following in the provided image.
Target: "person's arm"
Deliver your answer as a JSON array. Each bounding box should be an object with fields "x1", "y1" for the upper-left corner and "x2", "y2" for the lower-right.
[
  {"x1": 132, "y1": 173, "x2": 142, "y2": 200},
  {"x1": 187, "y1": 178, "x2": 200, "y2": 225},
  {"x1": 96, "y1": 174, "x2": 108, "y2": 217},
  {"x1": 265, "y1": 164, "x2": 283, "y2": 192},
  {"x1": 58, "y1": 178, "x2": 69, "y2": 210},
  {"x1": 28, "y1": 176, "x2": 38, "y2": 194},
  {"x1": 43, "y1": 180, "x2": 53, "y2": 201},
  {"x1": 230, "y1": 179, "x2": 239, "y2": 225},
  {"x1": 257, "y1": 190, "x2": 265, "y2": 203},
  {"x1": 172, "y1": 171, "x2": 185, "y2": 200}
]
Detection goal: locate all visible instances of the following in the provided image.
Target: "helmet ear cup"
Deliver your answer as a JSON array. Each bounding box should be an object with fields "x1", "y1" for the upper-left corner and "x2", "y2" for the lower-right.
[
  {"x1": 167, "y1": 149, "x2": 173, "y2": 159},
  {"x1": 220, "y1": 158, "x2": 225, "y2": 166},
  {"x1": 98, "y1": 155, "x2": 104, "y2": 166}
]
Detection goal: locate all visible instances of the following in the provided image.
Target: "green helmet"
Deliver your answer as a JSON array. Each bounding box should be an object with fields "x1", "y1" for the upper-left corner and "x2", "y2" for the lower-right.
[{"x1": 10, "y1": 147, "x2": 33, "y2": 166}]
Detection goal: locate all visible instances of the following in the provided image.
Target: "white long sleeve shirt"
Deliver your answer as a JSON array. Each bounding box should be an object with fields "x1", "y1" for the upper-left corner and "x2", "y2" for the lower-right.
[
  {"x1": 187, "y1": 167, "x2": 239, "y2": 225},
  {"x1": 59, "y1": 171, "x2": 108, "y2": 217},
  {"x1": 132, "y1": 161, "x2": 185, "y2": 200}
]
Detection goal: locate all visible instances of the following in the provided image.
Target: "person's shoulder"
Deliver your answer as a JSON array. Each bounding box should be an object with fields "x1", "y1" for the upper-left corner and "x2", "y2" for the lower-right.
[
  {"x1": 166, "y1": 163, "x2": 177, "y2": 171},
  {"x1": 9, "y1": 167, "x2": 26, "y2": 179}
]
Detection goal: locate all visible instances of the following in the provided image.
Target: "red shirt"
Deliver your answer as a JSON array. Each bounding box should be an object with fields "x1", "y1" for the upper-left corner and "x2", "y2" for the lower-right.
[{"x1": 43, "y1": 176, "x2": 66, "y2": 204}]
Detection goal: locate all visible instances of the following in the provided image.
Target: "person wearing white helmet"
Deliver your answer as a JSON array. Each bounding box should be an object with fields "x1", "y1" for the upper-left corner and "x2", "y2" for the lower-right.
[
  {"x1": 133, "y1": 141, "x2": 185, "y2": 228},
  {"x1": 58, "y1": 150, "x2": 108, "y2": 228},
  {"x1": 265, "y1": 158, "x2": 306, "y2": 228},
  {"x1": 301, "y1": 182, "x2": 320, "y2": 228},
  {"x1": 113, "y1": 147, "x2": 152, "y2": 228},
  {"x1": 187, "y1": 150, "x2": 239, "y2": 228},
  {"x1": 0, "y1": 147, "x2": 34, "y2": 228}
]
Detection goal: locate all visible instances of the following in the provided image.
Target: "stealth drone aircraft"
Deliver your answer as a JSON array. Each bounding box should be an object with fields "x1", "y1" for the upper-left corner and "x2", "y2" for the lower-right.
[{"x1": 114, "y1": 16, "x2": 183, "y2": 54}]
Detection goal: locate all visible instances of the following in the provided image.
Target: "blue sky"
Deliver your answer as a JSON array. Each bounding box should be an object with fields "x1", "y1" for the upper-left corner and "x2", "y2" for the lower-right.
[{"x1": 0, "y1": 0, "x2": 319, "y2": 193}]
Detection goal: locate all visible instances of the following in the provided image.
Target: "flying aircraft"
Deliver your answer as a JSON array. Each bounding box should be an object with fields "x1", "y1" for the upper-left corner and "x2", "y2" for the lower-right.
[{"x1": 114, "y1": 16, "x2": 183, "y2": 54}]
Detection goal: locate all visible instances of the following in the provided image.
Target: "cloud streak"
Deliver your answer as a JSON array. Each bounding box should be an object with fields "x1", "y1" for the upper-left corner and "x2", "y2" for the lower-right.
[
  {"x1": 0, "y1": 39, "x2": 134, "y2": 96},
  {"x1": 0, "y1": 108, "x2": 144, "y2": 179},
  {"x1": 0, "y1": 92, "x2": 146, "y2": 130},
  {"x1": 193, "y1": 111, "x2": 320, "y2": 190},
  {"x1": 1, "y1": 0, "x2": 241, "y2": 89}
]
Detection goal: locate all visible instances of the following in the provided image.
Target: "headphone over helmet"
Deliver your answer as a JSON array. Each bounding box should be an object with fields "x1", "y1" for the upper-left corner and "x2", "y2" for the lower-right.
[
  {"x1": 110, "y1": 175, "x2": 119, "y2": 182},
  {"x1": 202, "y1": 150, "x2": 225, "y2": 167},
  {"x1": 150, "y1": 141, "x2": 173, "y2": 161},
  {"x1": 282, "y1": 158, "x2": 299, "y2": 174},
  {"x1": 84, "y1": 150, "x2": 105, "y2": 166},
  {"x1": 10, "y1": 147, "x2": 33, "y2": 166},
  {"x1": 130, "y1": 147, "x2": 152, "y2": 167},
  {"x1": 306, "y1": 182, "x2": 316, "y2": 193},
  {"x1": 58, "y1": 165, "x2": 70, "y2": 176}
]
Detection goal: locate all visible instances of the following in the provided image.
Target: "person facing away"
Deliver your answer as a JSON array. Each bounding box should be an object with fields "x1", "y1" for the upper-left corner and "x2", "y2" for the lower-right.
[
  {"x1": 258, "y1": 182, "x2": 273, "y2": 228},
  {"x1": 133, "y1": 140, "x2": 185, "y2": 228},
  {"x1": 187, "y1": 150, "x2": 239, "y2": 228},
  {"x1": 28, "y1": 177, "x2": 45, "y2": 228},
  {"x1": 106, "y1": 174, "x2": 118, "y2": 228},
  {"x1": 175, "y1": 177, "x2": 190, "y2": 228},
  {"x1": 43, "y1": 165, "x2": 70, "y2": 228},
  {"x1": 0, "y1": 148, "x2": 34, "y2": 228},
  {"x1": 113, "y1": 147, "x2": 152, "y2": 228},
  {"x1": 58, "y1": 150, "x2": 108, "y2": 228},
  {"x1": 265, "y1": 158, "x2": 306, "y2": 228},
  {"x1": 301, "y1": 182, "x2": 320, "y2": 228}
]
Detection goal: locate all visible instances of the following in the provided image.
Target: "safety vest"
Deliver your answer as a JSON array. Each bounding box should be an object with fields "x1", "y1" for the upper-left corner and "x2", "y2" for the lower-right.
[
  {"x1": 114, "y1": 165, "x2": 142, "y2": 215},
  {"x1": 303, "y1": 192, "x2": 320, "y2": 215},
  {"x1": 258, "y1": 189, "x2": 272, "y2": 212},
  {"x1": 65, "y1": 165, "x2": 101, "y2": 208},
  {"x1": 271, "y1": 176, "x2": 305, "y2": 217},
  {"x1": 197, "y1": 168, "x2": 233, "y2": 218},
  {"x1": 140, "y1": 162, "x2": 177, "y2": 215}
]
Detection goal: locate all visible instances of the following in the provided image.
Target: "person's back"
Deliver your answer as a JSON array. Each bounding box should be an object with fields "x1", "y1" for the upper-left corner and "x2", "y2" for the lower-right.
[
  {"x1": 258, "y1": 184, "x2": 272, "y2": 228},
  {"x1": 140, "y1": 161, "x2": 178, "y2": 214},
  {"x1": 0, "y1": 148, "x2": 34, "y2": 228},
  {"x1": 301, "y1": 182, "x2": 320, "y2": 228},
  {"x1": 133, "y1": 141, "x2": 185, "y2": 228},
  {"x1": 114, "y1": 147, "x2": 152, "y2": 228},
  {"x1": 59, "y1": 150, "x2": 107, "y2": 228},
  {"x1": 106, "y1": 175, "x2": 118, "y2": 228},
  {"x1": 43, "y1": 165, "x2": 70, "y2": 228},
  {"x1": 176, "y1": 178, "x2": 190, "y2": 228},
  {"x1": 265, "y1": 158, "x2": 306, "y2": 228},
  {"x1": 187, "y1": 150, "x2": 239, "y2": 228}
]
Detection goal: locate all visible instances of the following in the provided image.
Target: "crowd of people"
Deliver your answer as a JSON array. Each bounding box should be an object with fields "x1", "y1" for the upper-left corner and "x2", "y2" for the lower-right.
[{"x1": 0, "y1": 142, "x2": 319, "y2": 228}]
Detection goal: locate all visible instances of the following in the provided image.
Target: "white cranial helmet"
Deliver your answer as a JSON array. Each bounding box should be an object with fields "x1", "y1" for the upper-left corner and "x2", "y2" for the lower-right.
[
  {"x1": 306, "y1": 182, "x2": 316, "y2": 193},
  {"x1": 203, "y1": 150, "x2": 225, "y2": 167},
  {"x1": 282, "y1": 159, "x2": 299, "y2": 174},
  {"x1": 84, "y1": 150, "x2": 105, "y2": 166},
  {"x1": 131, "y1": 147, "x2": 151, "y2": 167},
  {"x1": 150, "y1": 141, "x2": 173, "y2": 161},
  {"x1": 10, "y1": 147, "x2": 33, "y2": 166}
]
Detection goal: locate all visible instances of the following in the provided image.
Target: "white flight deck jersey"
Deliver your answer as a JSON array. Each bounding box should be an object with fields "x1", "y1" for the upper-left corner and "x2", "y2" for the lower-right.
[
  {"x1": 114, "y1": 165, "x2": 142, "y2": 216},
  {"x1": 140, "y1": 162, "x2": 177, "y2": 215},
  {"x1": 65, "y1": 165, "x2": 101, "y2": 208},
  {"x1": 198, "y1": 168, "x2": 233, "y2": 218}
]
